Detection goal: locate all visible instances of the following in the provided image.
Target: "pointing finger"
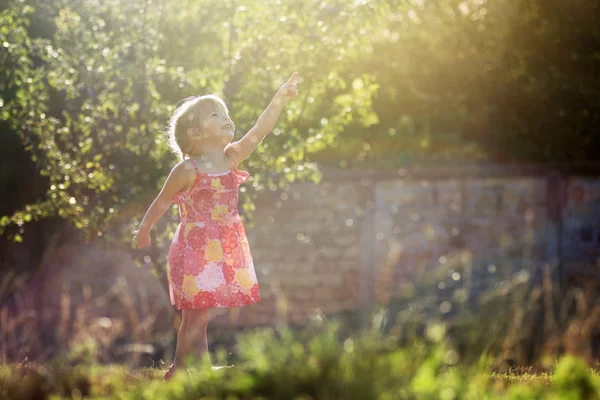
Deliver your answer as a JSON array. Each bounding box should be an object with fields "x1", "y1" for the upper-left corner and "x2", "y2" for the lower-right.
[{"x1": 287, "y1": 71, "x2": 298, "y2": 85}]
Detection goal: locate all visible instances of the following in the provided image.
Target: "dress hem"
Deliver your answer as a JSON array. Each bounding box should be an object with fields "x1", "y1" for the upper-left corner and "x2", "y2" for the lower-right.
[{"x1": 172, "y1": 299, "x2": 261, "y2": 311}]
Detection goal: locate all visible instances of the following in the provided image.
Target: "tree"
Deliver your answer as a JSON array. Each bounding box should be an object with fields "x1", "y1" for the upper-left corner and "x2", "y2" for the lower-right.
[
  {"x1": 1, "y1": 0, "x2": 598, "y2": 251},
  {"x1": 0, "y1": 0, "x2": 380, "y2": 261}
]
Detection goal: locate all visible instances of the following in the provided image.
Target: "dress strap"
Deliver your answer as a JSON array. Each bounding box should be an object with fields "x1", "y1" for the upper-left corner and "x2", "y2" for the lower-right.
[{"x1": 189, "y1": 158, "x2": 201, "y2": 180}]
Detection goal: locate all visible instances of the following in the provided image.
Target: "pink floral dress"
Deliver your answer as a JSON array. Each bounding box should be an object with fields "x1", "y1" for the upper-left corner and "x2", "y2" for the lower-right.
[{"x1": 167, "y1": 158, "x2": 260, "y2": 310}]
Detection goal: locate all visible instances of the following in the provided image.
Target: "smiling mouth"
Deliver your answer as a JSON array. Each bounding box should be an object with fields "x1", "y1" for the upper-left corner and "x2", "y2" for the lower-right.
[{"x1": 222, "y1": 124, "x2": 233, "y2": 129}]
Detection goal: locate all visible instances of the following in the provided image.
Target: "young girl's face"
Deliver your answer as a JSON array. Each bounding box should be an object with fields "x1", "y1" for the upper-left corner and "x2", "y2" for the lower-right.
[{"x1": 198, "y1": 103, "x2": 235, "y2": 143}]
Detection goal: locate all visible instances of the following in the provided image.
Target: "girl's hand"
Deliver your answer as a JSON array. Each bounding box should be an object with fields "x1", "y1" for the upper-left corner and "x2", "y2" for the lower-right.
[
  {"x1": 274, "y1": 72, "x2": 298, "y2": 103},
  {"x1": 134, "y1": 229, "x2": 151, "y2": 248}
]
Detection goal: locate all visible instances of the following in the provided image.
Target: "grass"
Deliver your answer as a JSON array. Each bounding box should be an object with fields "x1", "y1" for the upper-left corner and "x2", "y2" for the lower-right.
[
  {"x1": 2, "y1": 323, "x2": 600, "y2": 400},
  {"x1": 1, "y1": 359, "x2": 598, "y2": 399}
]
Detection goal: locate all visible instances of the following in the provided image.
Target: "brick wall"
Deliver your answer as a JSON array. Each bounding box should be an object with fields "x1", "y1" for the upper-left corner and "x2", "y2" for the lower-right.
[
  {"x1": 5, "y1": 163, "x2": 599, "y2": 360},
  {"x1": 212, "y1": 178, "x2": 367, "y2": 327},
  {"x1": 211, "y1": 164, "x2": 600, "y2": 329}
]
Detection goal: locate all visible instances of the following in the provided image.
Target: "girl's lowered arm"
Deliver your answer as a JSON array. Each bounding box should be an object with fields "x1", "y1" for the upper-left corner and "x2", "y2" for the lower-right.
[{"x1": 135, "y1": 162, "x2": 191, "y2": 248}]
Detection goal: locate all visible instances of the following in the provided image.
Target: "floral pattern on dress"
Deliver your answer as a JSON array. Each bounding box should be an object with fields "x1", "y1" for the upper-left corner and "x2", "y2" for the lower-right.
[{"x1": 167, "y1": 158, "x2": 261, "y2": 310}]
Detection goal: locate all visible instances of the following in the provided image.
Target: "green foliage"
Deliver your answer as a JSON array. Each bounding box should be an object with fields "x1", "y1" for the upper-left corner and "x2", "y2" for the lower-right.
[
  {"x1": 0, "y1": 0, "x2": 598, "y2": 268},
  {"x1": 1, "y1": 0, "x2": 172, "y2": 239},
  {"x1": 0, "y1": 360, "x2": 92, "y2": 399},
  {"x1": 1, "y1": 320, "x2": 600, "y2": 399},
  {"x1": 312, "y1": 0, "x2": 600, "y2": 167},
  {"x1": 0, "y1": 0, "x2": 387, "y2": 244},
  {"x1": 553, "y1": 355, "x2": 600, "y2": 400}
]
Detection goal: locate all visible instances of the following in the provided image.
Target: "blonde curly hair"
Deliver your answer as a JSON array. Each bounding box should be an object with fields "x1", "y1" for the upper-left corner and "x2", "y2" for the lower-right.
[{"x1": 166, "y1": 94, "x2": 228, "y2": 160}]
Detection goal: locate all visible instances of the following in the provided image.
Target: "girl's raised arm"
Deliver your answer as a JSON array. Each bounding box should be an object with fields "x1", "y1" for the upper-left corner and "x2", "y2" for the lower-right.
[
  {"x1": 227, "y1": 72, "x2": 298, "y2": 165},
  {"x1": 134, "y1": 162, "x2": 193, "y2": 248}
]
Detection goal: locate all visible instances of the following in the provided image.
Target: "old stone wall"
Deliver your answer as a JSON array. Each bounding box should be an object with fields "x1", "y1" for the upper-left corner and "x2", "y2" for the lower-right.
[
  {"x1": 211, "y1": 165, "x2": 600, "y2": 329},
  {"x1": 4, "y1": 164, "x2": 599, "y2": 361}
]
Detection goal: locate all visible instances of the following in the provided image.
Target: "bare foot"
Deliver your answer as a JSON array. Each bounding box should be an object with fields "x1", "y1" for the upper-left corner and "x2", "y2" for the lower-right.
[
  {"x1": 212, "y1": 365, "x2": 234, "y2": 371},
  {"x1": 184, "y1": 365, "x2": 233, "y2": 375},
  {"x1": 163, "y1": 363, "x2": 181, "y2": 381}
]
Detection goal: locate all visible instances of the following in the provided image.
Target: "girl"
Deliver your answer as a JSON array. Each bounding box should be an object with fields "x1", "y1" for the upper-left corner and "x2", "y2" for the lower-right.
[{"x1": 134, "y1": 72, "x2": 298, "y2": 380}]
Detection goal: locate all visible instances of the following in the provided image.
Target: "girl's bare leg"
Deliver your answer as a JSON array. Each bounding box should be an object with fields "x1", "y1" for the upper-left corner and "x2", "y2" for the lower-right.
[
  {"x1": 163, "y1": 311, "x2": 189, "y2": 381},
  {"x1": 189, "y1": 309, "x2": 231, "y2": 370},
  {"x1": 186, "y1": 308, "x2": 210, "y2": 366}
]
